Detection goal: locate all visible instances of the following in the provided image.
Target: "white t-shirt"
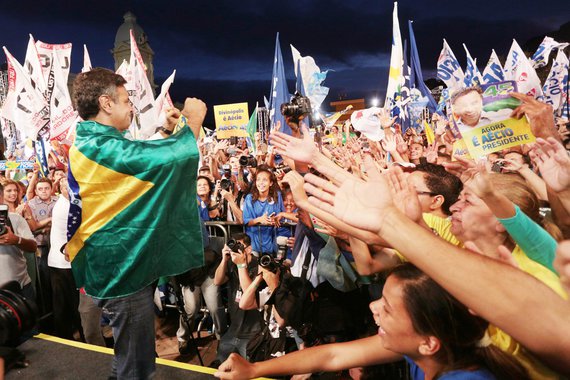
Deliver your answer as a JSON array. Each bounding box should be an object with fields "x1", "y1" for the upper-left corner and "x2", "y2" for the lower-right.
[
  {"x1": 48, "y1": 196, "x2": 71, "y2": 269},
  {"x1": 0, "y1": 213, "x2": 35, "y2": 287}
]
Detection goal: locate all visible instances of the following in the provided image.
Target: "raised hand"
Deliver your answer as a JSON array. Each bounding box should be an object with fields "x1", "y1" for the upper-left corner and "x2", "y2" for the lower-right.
[
  {"x1": 282, "y1": 170, "x2": 310, "y2": 207},
  {"x1": 510, "y1": 92, "x2": 558, "y2": 140},
  {"x1": 386, "y1": 166, "x2": 423, "y2": 224},
  {"x1": 270, "y1": 125, "x2": 318, "y2": 164},
  {"x1": 424, "y1": 143, "x2": 439, "y2": 164},
  {"x1": 303, "y1": 156, "x2": 396, "y2": 233},
  {"x1": 529, "y1": 137, "x2": 570, "y2": 193},
  {"x1": 381, "y1": 135, "x2": 397, "y2": 153},
  {"x1": 462, "y1": 160, "x2": 495, "y2": 199}
]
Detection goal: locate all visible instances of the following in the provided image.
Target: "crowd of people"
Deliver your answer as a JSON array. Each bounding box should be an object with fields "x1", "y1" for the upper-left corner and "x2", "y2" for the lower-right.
[{"x1": 1, "y1": 69, "x2": 570, "y2": 380}]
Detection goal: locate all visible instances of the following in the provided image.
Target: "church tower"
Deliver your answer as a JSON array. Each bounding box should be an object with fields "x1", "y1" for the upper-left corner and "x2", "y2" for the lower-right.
[{"x1": 112, "y1": 12, "x2": 156, "y2": 94}]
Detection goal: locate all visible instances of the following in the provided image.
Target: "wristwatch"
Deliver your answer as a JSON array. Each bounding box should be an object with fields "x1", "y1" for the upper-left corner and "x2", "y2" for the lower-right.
[{"x1": 156, "y1": 126, "x2": 173, "y2": 135}]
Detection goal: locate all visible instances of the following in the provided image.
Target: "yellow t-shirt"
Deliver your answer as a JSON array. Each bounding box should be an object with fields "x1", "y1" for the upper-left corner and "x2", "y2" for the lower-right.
[
  {"x1": 395, "y1": 213, "x2": 461, "y2": 262},
  {"x1": 489, "y1": 245, "x2": 566, "y2": 380}
]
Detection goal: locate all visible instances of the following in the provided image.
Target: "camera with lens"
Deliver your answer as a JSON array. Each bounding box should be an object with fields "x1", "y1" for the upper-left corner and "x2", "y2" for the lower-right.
[
  {"x1": 259, "y1": 254, "x2": 284, "y2": 274},
  {"x1": 0, "y1": 281, "x2": 38, "y2": 347},
  {"x1": 274, "y1": 164, "x2": 292, "y2": 174},
  {"x1": 220, "y1": 178, "x2": 232, "y2": 191},
  {"x1": 226, "y1": 238, "x2": 245, "y2": 254},
  {"x1": 491, "y1": 161, "x2": 505, "y2": 173},
  {"x1": 239, "y1": 155, "x2": 257, "y2": 168},
  {"x1": 280, "y1": 92, "x2": 312, "y2": 123},
  {"x1": 222, "y1": 164, "x2": 232, "y2": 178}
]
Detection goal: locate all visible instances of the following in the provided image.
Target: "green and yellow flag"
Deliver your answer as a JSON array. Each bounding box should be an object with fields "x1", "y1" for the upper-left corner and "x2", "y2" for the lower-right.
[{"x1": 67, "y1": 120, "x2": 204, "y2": 299}]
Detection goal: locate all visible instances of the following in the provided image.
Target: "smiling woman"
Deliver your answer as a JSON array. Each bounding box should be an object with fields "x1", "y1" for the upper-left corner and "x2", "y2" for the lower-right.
[{"x1": 214, "y1": 263, "x2": 530, "y2": 380}]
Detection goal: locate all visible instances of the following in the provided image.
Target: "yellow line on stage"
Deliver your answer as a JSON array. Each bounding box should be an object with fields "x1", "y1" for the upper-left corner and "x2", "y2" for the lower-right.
[{"x1": 35, "y1": 333, "x2": 273, "y2": 379}]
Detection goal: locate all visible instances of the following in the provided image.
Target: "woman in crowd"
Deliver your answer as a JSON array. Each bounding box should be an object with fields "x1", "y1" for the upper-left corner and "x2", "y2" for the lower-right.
[
  {"x1": 215, "y1": 263, "x2": 529, "y2": 380},
  {"x1": 1, "y1": 179, "x2": 35, "y2": 222},
  {"x1": 196, "y1": 175, "x2": 219, "y2": 221},
  {"x1": 242, "y1": 165, "x2": 283, "y2": 254}
]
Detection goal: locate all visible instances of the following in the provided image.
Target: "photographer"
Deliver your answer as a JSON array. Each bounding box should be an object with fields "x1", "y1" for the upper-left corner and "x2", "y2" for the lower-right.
[
  {"x1": 0, "y1": 182, "x2": 38, "y2": 302},
  {"x1": 213, "y1": 233, "x2": 262, "y2": 363}
]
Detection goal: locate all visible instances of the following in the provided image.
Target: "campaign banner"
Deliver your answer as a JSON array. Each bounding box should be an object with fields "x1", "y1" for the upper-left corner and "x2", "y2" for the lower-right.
[
  {"x1": 0, "y1": 160, "x2": 35, "y2": 171},
  {"x1": 456, "y1": 81, "x2": 534, "y2": 158},
  {"x1": 213, "y1": 102, "x2": 249, "y2": 139}
]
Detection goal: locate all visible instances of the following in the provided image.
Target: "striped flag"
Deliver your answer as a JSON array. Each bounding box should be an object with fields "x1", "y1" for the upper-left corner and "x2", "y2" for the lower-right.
[
  {"x1": 482, "y1": 50, "x2": 505, "y2": 84},
  {"x1": 437, "y1": 40, "x2": 464, "y2": 91}
]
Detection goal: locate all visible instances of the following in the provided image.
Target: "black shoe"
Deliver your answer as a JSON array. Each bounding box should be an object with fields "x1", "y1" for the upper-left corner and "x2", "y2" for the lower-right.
[{"x1": 178, "y1": 341, "x2": 191, "y2": 355}]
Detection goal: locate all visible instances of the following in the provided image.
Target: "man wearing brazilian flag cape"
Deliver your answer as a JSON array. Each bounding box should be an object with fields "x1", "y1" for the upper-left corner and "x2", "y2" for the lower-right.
[{"x1": 67, "y1": 68, "x2": 205, "y2": 379}]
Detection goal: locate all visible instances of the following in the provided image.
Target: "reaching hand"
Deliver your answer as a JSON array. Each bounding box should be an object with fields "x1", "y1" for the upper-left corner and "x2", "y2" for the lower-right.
[
  {"x1": 214, "y1": 353, "x2": 256, "y2": 380},
  {"x1": 461, "y1": 160, "x2": 495, "y2": 199},
  {"x1": 381, "y1": 135, "x2": 397, "y2": 153},
  {"x1": 181, "y1": 97, "x2": 207, "y2": 129},
  {"x1": 270, "y1": 125, "x2": 318, "y2": 164},
  {"x1": 386, "y1": 166, "x2": 423, "y2": 224},
  {"x1": 424, "y1": 143, "x2": 438, "y2": 164},
  {"x1": 377, "y1": 108, "x2": 397, "y2": 129},
  {"x1": 395, "y1": 133, "x2": 408, "y2": 155},
  {"x1": 282, "y1": 171, "x2": 310, "y2": 207},
  {"x1": 510, "y1": 92, "x2": 557, "y2": 140},
  {"x1": 303, "y1": 156, "x2": 396, "y2": 233},
  {"x1": 529, "y1": 137, "x2": 570, "y2": 193},
  {"x1": 163, "y1": 107, "x2": 181, "y2": 132}
]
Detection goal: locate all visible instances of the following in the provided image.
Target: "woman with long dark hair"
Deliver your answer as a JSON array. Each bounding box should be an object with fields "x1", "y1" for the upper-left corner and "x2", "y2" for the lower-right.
[
  {"x1": 214, "y1": 263, "x2": 529, "y2": 380},
  {"x1": 242, "y1": 165, "x2": 283, "y2": 254}
]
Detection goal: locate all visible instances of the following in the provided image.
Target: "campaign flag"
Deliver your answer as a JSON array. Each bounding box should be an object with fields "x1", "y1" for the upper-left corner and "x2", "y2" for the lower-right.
[
  {"x1": 463, "y1": 44, "x2": 482, "y2": 87},
  {"x1": 126, "y1": 30, "x2": 158, "y2": 139},
  {"x1": 34, "y1": 136, "x2": 50, "y2": 177},
  {"x1": 49, "y1": 52, "x2": 78, "y2": 143},
  {"x1": 408, "y1": 21, "x2": 437, "y2": 112},
  {"x1": 504, "y1": 40, "x2": 543, "y2": 98},
  {"x1": 35, "y1": 40, "x2": 72, "y2": 84},
  {"x1": 385, "y1": 2, "x2": 405, "y2": 117},
  {"x1": 116, "y1": 59, "x2": 128, "y2": 77},
  {"x1": 350, "y1": 107, "x2": 385, "y2": 141},
  {"x1": 437, "y1": 39, "x2": 465, "y2": 91},
  {"x1": 291, "y1": 44, "x2": 329, "y2": 110},
  {"x1": 154, "y1": 70, "x2": 176, "y2": 129},
  {"x1": 67, "y1": 119, "x2": 204, "y2": 298},
  {"x1": 24, "y1": 35, "x2": 46, "y2": 95},
  {"x1": 482, "y1": 50, "x2": 505, "y2": 84},
  {"x1": 1, "y1": 47, "x2": 49, "y2": 140},
  {"x1": 82, "y1": 44, "x2": 92, "y2": 73},
  {"x1": 542, "y1": 49, "x2": 569, "y2": 117},
  {"x1": 268, "y1": 33, "x2": 291, "y2": 135},
  {"x1": 531, "y1": 36, "x2": 569, "y2": 69},
  {"x1": 213, "y1": 102, "x2": 250, "y2": 139}
]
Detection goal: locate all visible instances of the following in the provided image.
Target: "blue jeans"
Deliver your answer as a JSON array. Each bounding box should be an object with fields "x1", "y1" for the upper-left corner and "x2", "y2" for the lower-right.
[
  {"x1": 216, "y1": 335, "x2": 249, "y2": 362},
  {"x1": 95, "y1": 286, "x2": 155, "y2": 380}
]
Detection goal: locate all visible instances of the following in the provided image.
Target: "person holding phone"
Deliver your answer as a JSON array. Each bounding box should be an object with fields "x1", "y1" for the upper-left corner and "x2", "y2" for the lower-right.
[{"x1": 242, "y1": 165, "x2": 284, "y2": 255}]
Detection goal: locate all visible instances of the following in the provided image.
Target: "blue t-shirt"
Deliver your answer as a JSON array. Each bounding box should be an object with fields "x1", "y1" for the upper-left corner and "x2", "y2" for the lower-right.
[
  {"x1": 197, "y1": 196, "x2": 210, "y2": 221},
  {"x1": 405, "y1": 357, "x2": 496, "y2": 380},
  {"x1": 242, "y1": 192, "x2": 284, "y2": 254}
]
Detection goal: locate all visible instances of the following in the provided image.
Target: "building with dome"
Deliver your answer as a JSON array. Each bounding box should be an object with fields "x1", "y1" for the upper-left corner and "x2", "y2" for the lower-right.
[{"x1": 112, "y1": 11, "x2": 156, "y2": 94}]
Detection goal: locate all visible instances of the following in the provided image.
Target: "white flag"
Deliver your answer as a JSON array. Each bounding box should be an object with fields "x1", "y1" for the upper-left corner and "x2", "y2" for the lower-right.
[
  {"x1": 155, "y1": 70, "x2": 176, "y2": 128},
  {"x1": 350, "y1": 107, "x2": 385, "y2": 141},
  {"x1": 24, "y1": 34, "x2": 46, "y2": 95},
  {"x1": 437, "y1": 39, "x2": 465, "y2": 91},
  {"x1": 531, "y1": 36, "x2": 569, "y2": 69},
  {"x1": 290, "y1": 44, "x2": 329, "y2": 110},
  {"x1": 385, "y1": 2, "x2": 405, "y2": 110},
  {"x1": 504, "y1": 39, "x2": 543, "y2": 98},
  {"x1": 127, "y1": 29, "x2": 157, "y2": 139},
  {"x1": 35, "y1": 40, "x2": 72, "y2": 84},
  {"x1": 1, "y1": 47, "x2": 48, "y2": 140},
  {"x1": 542, "y1": 49, "x2": 569, "y2": 115},
  {"x1": 481, "y1": 50, "x2": 505, "y2": 84},
  {"x1": 462, "y1": 44, "x2": 482, "y2": 87},
  {"x1": 50, "y1": 52, "x2": 78, "y2": 143},
  {"x1": 82, "y1": 44, "x2": 92, "y2": 73}
]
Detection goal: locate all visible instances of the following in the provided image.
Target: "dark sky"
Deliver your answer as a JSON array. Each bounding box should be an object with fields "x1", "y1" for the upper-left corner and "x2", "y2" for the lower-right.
[{"x1": 0, "y1": 0, "x2": 568, "y2": 125}]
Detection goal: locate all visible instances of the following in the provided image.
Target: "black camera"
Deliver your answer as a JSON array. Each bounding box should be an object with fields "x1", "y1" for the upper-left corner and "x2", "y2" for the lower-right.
[
  {"x1": 0, "y1": 281, "x2": 38, "y2": 346},
  {"x1": 227, "y1": 238, "x2": 245, "y2": 253},
  {"x1": 220, "y1": 178, "x2": 232, "y2": 191},
  {"x1": 259, "y1": 254, "x2": 283, "y2": 274},
  {"x1": 274, "y1": 164, "x2": 292, "y2": 174},
  {"x1": 491, "y1": 161, "x2": 504, "y2": 173},
  {"x1": 239, "y1": 155, "x2": 257, "y2": 168},
  {"x1": 0, "y1": 204, "x2": 9, "y2": 236},
  {"x1": 280, "y1": 93, "x2": 312, "y2": 122}
]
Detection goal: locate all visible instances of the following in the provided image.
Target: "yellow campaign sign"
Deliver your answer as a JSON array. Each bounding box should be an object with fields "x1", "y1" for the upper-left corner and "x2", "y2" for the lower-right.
[
  {"x1": 460, "y1": 117, "x2": 535, "y2": 159},
  {"x1": 213, "y1": 102, "x2": 249, "y2": 139}
]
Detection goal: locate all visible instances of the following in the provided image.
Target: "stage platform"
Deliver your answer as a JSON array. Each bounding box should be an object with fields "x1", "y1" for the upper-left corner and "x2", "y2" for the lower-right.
[{"x1": 5, "y1": 334, "x2": 269, "y2": 379}]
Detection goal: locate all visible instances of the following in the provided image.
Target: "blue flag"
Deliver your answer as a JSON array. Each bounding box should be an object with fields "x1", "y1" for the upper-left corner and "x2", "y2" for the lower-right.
[
  {"x1": 408, "y1": 21, "x2": 437, "y2": 112},
  {"x1": 295, "y1": 59, "x2": 306, "y2": 96},
  {"x1": 268, "y1": 33, "x2": 291, "y2": 135}
]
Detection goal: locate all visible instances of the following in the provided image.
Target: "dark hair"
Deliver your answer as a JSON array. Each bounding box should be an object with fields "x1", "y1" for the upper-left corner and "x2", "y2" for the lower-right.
[
  {"x1": 231, "y1": 232, "x2": 251, "y2": 247},
  {"x1": 389, "y1": 264, "x2": 529, "y2": 380},
  {"x1": 196, "y1": 175, "x2": 214, "y2": 197},
  {"x1": 415, "y1": 163, "x2": 463, "y2": 215},
  {"x1": 250, "y1": 165, "x2": 279, "y2": 203},
  {"x1": 35, "y1": 177, "x2": 53, "y2": 190},
  {"x1": 72, "y1": 68, "x2": 127, "y2": 120}
]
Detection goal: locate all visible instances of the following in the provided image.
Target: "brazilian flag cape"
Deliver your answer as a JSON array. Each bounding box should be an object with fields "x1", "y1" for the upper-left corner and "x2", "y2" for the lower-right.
[{"x1": 67, "y1": 120, "x2": 204, "y2": 299}]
